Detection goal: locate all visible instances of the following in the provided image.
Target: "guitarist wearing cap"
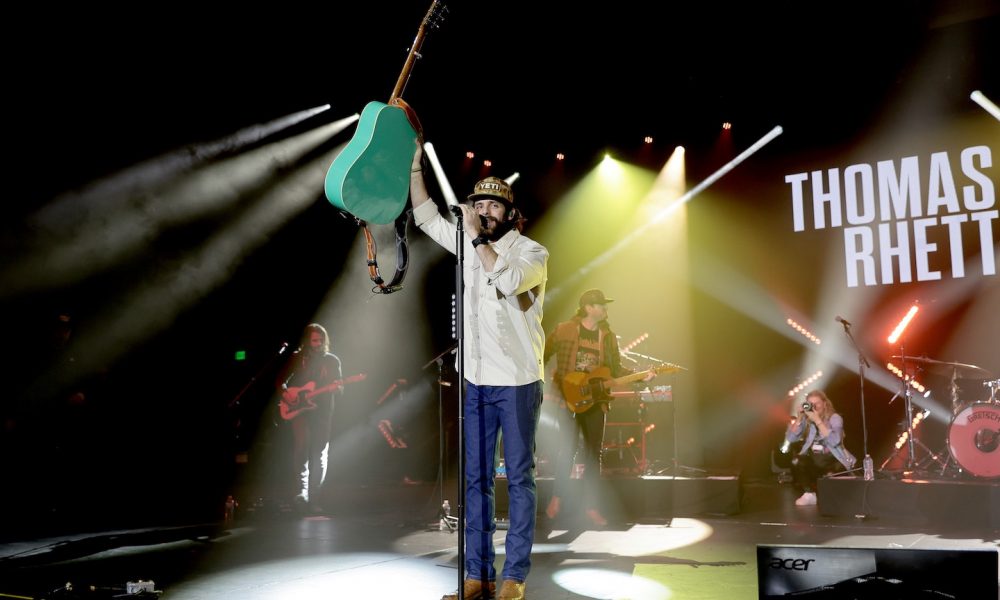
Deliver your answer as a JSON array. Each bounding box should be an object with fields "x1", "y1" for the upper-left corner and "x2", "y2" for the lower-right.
[
  {"x1": 277, "y1": 323, "x2": 342, "y2": 514},
  {"x1": 544, "y1": 289, "x2": 654, "y2": 527}
]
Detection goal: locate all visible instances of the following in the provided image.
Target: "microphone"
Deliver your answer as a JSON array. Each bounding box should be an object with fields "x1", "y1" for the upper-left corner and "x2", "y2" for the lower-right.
[
  {"x1": 835, "y1": 316, "x2": 852, "y2": 328},
  {"x1": 450, "y1": 205, "x2": 489, "y2": 229},
  {"x1": 279, "y1": 342, "x2": 289, "y2": 354}
]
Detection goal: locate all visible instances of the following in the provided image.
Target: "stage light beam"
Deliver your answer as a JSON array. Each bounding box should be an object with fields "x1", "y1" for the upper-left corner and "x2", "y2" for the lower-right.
[{"x1": 422, "y1": 141, "x2": 458, "y2": 207}]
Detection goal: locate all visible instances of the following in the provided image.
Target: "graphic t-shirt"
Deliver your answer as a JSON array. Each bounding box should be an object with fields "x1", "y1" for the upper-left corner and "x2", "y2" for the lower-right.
[{"x1": 574, "y1": 325, "x2": 601, "y2": 373}]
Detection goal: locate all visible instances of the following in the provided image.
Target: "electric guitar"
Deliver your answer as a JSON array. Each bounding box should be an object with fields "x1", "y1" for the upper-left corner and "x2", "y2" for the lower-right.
[
  {"x1": 279, "y1": 374, "x2": 367, "y2": 421},
  {"x1": 324, "y1": 1, "x2": 446, "y2": 224},
  {"x1": 561, "y1": 364, "x2": 684, "y2": 414}
]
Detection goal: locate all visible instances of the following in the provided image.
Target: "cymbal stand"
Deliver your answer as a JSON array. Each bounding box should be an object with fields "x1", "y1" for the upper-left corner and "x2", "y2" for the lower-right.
[
  {"x1": 896, "y1": 348, "x2": 918, "y2": 472},
  {"x1": 913, "y1": 436, "x2": 949, "y2": 471},
  {"x1": 987, "y1": 379, "x2": 1000, "y2": 403}
]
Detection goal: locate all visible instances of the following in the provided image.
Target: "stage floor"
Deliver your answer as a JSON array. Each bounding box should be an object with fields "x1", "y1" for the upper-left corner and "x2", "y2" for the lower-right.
[{"x1": 1, "y1": 478, "x2": 997, "y2": 599}]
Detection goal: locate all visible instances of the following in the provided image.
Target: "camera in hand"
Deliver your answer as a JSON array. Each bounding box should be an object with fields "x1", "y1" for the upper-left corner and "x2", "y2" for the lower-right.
[{"x1": 801, "y1": 401, "x2": 813, "y2": 412}]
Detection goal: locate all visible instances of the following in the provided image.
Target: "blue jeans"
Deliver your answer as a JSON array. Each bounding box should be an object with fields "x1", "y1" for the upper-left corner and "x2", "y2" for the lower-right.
[{"x1": 464, "y1": 380, "x2": 542, "y2": 583}]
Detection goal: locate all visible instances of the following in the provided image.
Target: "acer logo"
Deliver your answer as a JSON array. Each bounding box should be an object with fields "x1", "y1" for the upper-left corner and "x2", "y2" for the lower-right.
[{"x1": 769, "y1": 558, "x2": 816, "y2": 570}]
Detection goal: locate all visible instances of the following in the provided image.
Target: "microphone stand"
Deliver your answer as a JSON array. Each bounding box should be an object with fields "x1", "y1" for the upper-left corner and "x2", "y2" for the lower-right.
[
  {"x1": 449, "y1": 206, "x2": 468, "y2": 600},
  {"x1": 228, "y1": 342, "x2": 289, "y2": 427},
  {"x1": 228, "y1": 342, "x2": 289, "y2": 410},
  {"x1": 839, "y1": 319, "x2": 874, "y2": 522},
  {"x1": 226, "y1": 341, "x2": 288, "y2": 514},
  {"x1": 839, "y1": 320, "x2": 872, "y2": 480},
  {"x1": 422, "y1": 342, "x2": 457, "y2": 527}
]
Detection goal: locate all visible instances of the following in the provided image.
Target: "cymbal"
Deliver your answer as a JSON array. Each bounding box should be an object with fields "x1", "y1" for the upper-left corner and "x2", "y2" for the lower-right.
[{"x1": 890, "y1": 355, "x2": 993, "y2": 379}]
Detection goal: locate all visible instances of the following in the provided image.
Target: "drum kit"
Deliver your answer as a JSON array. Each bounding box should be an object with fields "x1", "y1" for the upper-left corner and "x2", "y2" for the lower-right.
[{"x1": 891, "y1": 355, "x2": 1000, "y2": 479}]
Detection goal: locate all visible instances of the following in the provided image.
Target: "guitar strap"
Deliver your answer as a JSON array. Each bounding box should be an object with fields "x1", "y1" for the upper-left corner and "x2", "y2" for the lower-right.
[{"x1": 361, "y1": 209, "x2": 412, "y2": 294}]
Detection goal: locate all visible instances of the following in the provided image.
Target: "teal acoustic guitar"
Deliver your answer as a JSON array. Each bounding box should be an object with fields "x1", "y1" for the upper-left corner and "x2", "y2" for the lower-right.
[{"x1": 325, "y1": 1, "x2": 443, "y2": 224}]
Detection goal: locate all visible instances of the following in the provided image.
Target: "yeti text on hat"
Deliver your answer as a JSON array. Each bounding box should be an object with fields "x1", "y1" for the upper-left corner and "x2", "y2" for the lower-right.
[{"x1": 467, "y1": 176, "x2": 514, "y2": 205}]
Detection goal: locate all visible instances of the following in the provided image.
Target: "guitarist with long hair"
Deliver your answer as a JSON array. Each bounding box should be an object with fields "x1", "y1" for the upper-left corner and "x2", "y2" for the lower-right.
[
  {"x1": 543, "y1": 289, "x2": 653, "y2": 527},
  {"x1": 277, "y1": 323, "x2": 342, "y2": 514}
]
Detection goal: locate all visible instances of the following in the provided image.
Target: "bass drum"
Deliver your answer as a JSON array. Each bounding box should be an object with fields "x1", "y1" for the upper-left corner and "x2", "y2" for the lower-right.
[{"x1": 948, "y1": 402, "x2": 1000, "y2": 478}]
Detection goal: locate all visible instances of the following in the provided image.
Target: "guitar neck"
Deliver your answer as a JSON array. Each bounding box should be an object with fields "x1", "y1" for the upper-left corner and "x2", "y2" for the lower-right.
[
  {"x1": 302, "y1": 375, "x2": 364, "y2": 400},
  {"x1": 605, "y1": 370, "x2": 652, "y2": 389},
  {"x1": 389, "y1": 1, "x2": 439, "y2": 102},
  {"x1": 304, "y1": 381, "x2": 343, "y2": 400},
  {"x1": 604, "y1": 364, "x2": 683, "y2": 390}
]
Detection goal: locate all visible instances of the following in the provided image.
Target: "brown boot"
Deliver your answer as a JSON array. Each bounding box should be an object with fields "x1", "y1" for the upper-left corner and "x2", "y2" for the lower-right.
[
  {"x1": 497, "y1": 579, "x2": 526, "y2": 599},
  {"x1": 441, "y1": 579, "x2": 495, "y2": 600}
]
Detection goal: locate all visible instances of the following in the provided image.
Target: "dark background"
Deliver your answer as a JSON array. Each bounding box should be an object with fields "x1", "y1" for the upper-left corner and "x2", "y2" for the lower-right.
[{"x1": 2, "y1": 1, "x2": 998, "y2": 534}]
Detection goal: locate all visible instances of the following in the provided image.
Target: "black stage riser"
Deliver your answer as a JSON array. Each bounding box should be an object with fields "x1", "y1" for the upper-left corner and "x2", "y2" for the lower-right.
[
  {"x1": 818, "y1": 476, "x2": 1000, "y2": 528},
  {"x1": 495, "y1": 475, "x2": 741, "y2": 521}
]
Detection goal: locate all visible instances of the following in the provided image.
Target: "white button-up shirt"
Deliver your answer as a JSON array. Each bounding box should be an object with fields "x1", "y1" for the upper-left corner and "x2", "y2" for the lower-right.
[{"x1": 413, "y1": 200, "x2": 548, "y2": 386}]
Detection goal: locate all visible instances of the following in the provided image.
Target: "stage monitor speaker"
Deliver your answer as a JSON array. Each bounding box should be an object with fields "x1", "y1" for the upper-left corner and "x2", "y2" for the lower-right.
[{"x1": 756, "y1": 544, "x2": 998, "y2": 599}]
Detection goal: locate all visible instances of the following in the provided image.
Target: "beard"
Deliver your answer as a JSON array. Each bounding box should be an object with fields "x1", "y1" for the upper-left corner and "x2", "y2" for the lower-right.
[{"x1": 480, "y1": 215, "x2": 514, "y2": 241}]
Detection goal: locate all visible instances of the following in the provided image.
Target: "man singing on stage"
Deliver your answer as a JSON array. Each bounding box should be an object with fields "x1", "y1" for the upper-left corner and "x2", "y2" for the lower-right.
[{"x1": 410, "y1": 142, "x2": 548, "y2": 600}]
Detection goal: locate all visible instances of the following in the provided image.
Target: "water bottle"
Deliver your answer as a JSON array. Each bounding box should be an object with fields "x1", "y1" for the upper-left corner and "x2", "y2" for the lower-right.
[
  {"x1": 863, "y1": 455, "x2": 874, "y2": 481},
  {"x1": 439, "y1": 499, "x2": 451, "y2": 530}
]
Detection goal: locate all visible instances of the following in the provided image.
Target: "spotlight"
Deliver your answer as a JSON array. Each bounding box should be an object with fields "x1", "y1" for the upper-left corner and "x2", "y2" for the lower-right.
[
  {"x1": 466, "y1": 151, "x2": 475, "y2": 159},
  {"x1": 483, "y1": 159, "x2": 492, "y2": 167},
  {"x1": 556, "y1": 153, "x2": 565, "y2": 161},
  {"x1": 722, "y1": 122, "x2": 732, "y2": 130},
  {"x1": 644, "y1": 136, "x2": 653, "y2": 144}
]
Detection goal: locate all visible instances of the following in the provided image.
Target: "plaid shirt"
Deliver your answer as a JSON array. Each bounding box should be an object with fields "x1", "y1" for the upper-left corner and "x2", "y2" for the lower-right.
[{"x1": 544, "y1": 316, "x2": 631, "y2": 397}]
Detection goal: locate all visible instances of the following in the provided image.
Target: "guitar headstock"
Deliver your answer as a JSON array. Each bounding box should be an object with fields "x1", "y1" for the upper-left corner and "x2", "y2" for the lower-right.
[
  {"x1": 424, "y1": 1, "x2": 447, "y2": 30},
  {"x1": 654, "y1": 362, "x2": 687, "y2": 375},
  {"x1": 391, "y1": 0, "x2": 447, "y2": 103}
]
